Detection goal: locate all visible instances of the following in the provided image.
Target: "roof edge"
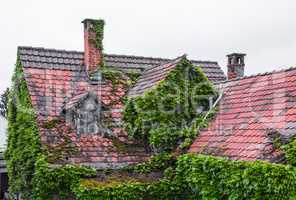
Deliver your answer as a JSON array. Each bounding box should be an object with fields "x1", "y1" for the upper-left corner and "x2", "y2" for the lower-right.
[
  {"x1": 17, "y1": 46, "x2": 219, "y2": 65},
  {"x1": 219, "y1": 66, "x2": 296, "y2": 84}
]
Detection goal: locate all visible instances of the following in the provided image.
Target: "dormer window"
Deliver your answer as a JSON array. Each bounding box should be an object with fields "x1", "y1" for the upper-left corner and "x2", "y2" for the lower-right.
[
  {"x1": 76, "y1": 98, "x2": 99, "y2": 135},
  {"x1": 62, "y1": 92, "x2": 108, "y2": 138}
]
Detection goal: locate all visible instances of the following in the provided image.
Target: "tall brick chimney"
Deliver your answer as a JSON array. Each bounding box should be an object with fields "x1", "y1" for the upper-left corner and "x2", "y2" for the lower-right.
[
  {"x1": 82, "y1": 19, "x2": 105, "y2": 75},
  {"x1": 227, "y1": 53, "x2": 246, "y2": 79}
]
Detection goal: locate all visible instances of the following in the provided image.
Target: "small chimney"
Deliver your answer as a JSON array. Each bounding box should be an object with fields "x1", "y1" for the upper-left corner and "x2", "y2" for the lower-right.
[
  {"x1": 82, "y1": 19, "x2": 105, "y2": 75},
  {"x1": 227, "y1": 53, "x2": 246, "y2": 79}
]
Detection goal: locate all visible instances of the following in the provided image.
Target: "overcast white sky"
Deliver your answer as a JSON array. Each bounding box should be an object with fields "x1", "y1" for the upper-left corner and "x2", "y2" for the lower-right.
[{"x1": 0, "y1": 0, "x2": 296, "y2": 94}]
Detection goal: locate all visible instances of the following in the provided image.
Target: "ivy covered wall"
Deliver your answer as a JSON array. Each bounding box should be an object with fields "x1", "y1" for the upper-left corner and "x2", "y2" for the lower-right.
[
  {"x1": 4, "y1": 58, "x2": 96, "y2": 199},
  {"x1": 5, "y1": 57, "x2": 41, "y2": 199},
  {"x1": 123, "y1": 58, "x2": 217, "y2": 152},
  {"x1": 71, "y1": 153, "x2": 296, "y2": 200}
]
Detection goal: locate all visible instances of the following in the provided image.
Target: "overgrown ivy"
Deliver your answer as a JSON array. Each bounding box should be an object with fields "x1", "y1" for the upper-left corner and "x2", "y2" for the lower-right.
[
  {"x1": 175, "y1": 154, "x2": 296, "y2": 200},
  {"x1": 73, "y1": 178, "x2": 188, "y2": 200},
  {"x1": 6, "y1": 55, "x2": 296, "y2": 200},
  {"x1": 283, "y1": 137, "x2": 296, "y2": 166},
  {"x1": 101, "y1": 67, "x2": 140, "y2": 88},
  {"x1": 5, "y1": 58, "x2": 97, "y2": 199},
  {"x1": 90, "y1": 19, "x2": 105, "y2": 51},
  {"x1": 123, "y1": 57, "x2": 218, "y2": 152},
  {"x1": 71, "y1": 153, "x2": 296, "y2": 199},
  {"x1": 124, "y1": 152, "x2": 175, "y2": 174},
  {"x1": 5, "y1": 57, "x2": 41, "y2": 199},
  {"x1": 32, "y1": 155, "x2": 96, "y2": 200}
]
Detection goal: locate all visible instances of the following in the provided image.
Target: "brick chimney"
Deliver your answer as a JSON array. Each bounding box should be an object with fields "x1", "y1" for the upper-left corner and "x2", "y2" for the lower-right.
[
  {"x1": 227, "y1": 53, "x2": 246, "y2": 79},
  {"x1": 82, "y1": 19, "x2": 105, "y2": 75}
]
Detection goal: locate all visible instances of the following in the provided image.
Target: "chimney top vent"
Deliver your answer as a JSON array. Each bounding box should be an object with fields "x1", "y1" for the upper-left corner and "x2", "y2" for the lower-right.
[{"x1": 227, "y1": 53, "x2": 246, "y2": 80}]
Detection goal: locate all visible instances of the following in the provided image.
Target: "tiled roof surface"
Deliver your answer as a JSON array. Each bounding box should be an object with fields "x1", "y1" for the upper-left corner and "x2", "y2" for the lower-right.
[
  {"x1": 22, "y1": 56, "x2": 150, "y2": 168},
  {"x1": 18, "y1": 46, "x2": 226, "y2": 82},
  {"x1": 190, "y1": 67, "x2": 296, "y2": 162},
  {"x1": 128, "y1": 55, "x2": 185, "y2": 97},
  {"x1": 17, "y1": 46, "x2": 226, "y2": 167}
]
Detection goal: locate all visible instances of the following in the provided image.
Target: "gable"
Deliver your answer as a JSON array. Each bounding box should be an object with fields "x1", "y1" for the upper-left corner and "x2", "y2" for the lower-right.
[
  {"x1": 190, "y1": 67, "x2": 296, "y2": 162},
  {"x1": 128, "y1": 55, "x2": 185, "y2": 97}
]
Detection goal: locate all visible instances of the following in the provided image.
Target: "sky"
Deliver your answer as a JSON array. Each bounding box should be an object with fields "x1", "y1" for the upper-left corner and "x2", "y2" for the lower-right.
[
  {"x1": 0, "y1": 0, "x2": 295, "y2": 148},
  {"x1": 0, "y1": 0, "x2": 296, "y2": 94}
]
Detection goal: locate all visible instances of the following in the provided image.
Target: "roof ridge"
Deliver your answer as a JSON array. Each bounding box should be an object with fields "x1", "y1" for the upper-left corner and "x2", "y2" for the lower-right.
[
  {"x1": 17, "y1": 46, "x2": 218, "y2": 64},
  {"x1": 18, "y1": 46, "x2": 82, "y2": 54},
  {"x1": 142, "y1": 54, "x2": 187, "y2": 73},
  {"x1": 219, "y1": 66, "x2": 296, "y2": 84}
]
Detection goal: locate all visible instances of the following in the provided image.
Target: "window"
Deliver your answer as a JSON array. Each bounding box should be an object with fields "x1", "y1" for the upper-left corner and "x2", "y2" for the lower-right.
[{"x1": 63, "y1": 92, "x2": 107, "y2": 138}]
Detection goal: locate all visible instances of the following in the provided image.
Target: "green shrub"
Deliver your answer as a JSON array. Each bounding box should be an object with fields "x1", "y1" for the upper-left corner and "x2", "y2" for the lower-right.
[
  {"x1": 283, "y1": 138, "x2": 296, "y2": 166},
  {"x1": 176, "y1": 154, "x2": 296, "y2": 200}
]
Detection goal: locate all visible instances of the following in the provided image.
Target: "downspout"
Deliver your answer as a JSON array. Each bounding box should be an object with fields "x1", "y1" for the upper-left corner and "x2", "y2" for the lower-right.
[{"x1": 197, "y1": 88, "x2": 223, "y2": 130}]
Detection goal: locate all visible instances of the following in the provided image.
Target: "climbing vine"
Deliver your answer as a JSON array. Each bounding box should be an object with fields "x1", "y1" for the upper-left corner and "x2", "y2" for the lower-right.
[
  {"x1": 123, "y1": 57, "x2": 218, "y2": 151},
  {"x1": 101, "y1": 67, "x2": 140, "y2": 89},
  {"x1": 5, "y1": 57, "x2": 41, "y2": 199},
  {"x1": 5, "y1": 58, "x2": 97, "y2": 199},
  {"x1": 283, "y1": 137, "x2": 296, "y2": 166},
  {"x1": 6, "y1": 55, "x2": 296, "y2": 200},
  {"x1": 90, "y1": 19, "x2": 105, "y2": 51},
  {"x1": 175, "y1": 154, "x2": 296, "y2": 200},
  {"x1": 55, "y1": 153, "x2": 296, "y2": 200},
  {"x1": 32, "y1": 155, "x2": 96, "y2": 200}
]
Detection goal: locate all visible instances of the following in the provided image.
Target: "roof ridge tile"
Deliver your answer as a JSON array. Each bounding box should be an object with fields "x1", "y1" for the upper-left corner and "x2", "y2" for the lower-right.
[
  {"x1": 219, "y1": 66, "x2": 296, "y2": 84},
  {"x1": 18, "y1": 46, "x2": 219, "y2": 64}
]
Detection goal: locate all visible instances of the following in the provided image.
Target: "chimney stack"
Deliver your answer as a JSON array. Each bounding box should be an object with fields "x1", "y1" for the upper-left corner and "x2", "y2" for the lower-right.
[
  {"x1": 82, "y1": 19, "x2": 105, "y2": 75},
  {"x1": 227, "y1": 53, "x2": 246, "y2": 79}
]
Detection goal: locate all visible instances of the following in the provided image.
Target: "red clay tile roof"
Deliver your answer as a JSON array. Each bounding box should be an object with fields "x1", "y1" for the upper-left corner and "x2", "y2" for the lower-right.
[
  {"x1": 19, "y1": 49, "x2": 152, "y2": 168},
  {"x1": 17, "y1": 46, "x2": 226, "y2": 168},
  {"x1": 18, "y1": 46, "x2": 226, "y2": 82},
  {"x1": 190, "y1": 67, "x2": 296, "y2": 162},
  {"x1": 128, "y1": 55, "x2": 185, "y2": 97}
]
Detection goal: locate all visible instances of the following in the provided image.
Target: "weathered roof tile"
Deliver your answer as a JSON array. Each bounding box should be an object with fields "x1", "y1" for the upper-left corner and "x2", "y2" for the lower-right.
[{"x1": 190, "y1": 67, "x2": 296, "y2": 163}]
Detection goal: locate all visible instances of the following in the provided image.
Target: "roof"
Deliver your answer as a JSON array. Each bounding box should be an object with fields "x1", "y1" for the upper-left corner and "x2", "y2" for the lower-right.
[
  {"x1": 18, "y1": 46, "x2": 226, "y2": 82},
  {"x1": 227, "y1": 53, "x2": 246, "y2": 57},
  {"x1": 20, "y1": 47, "x2": 150, "y2": 168},
  {"x1": 128, "y1": 55, "x2": 185, "y2": 97},
  {"x1": 17, "y1": 46, "x2": 226, "y2": 167},
  {"x1": 190, "y1": 67, "x2": 296, "y2": 162}
]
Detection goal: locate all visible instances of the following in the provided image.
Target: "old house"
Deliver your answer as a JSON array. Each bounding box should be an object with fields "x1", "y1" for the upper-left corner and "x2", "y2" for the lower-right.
[
  {"x1": 6, "y1": 18, "x2": 296, "y2": 199},
  {"x1": 14, "y1": 18, "x2": 296, "y2": 168},
  {"x1": 16, "y1": 19, "x2": 226, "y2": 169}
]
